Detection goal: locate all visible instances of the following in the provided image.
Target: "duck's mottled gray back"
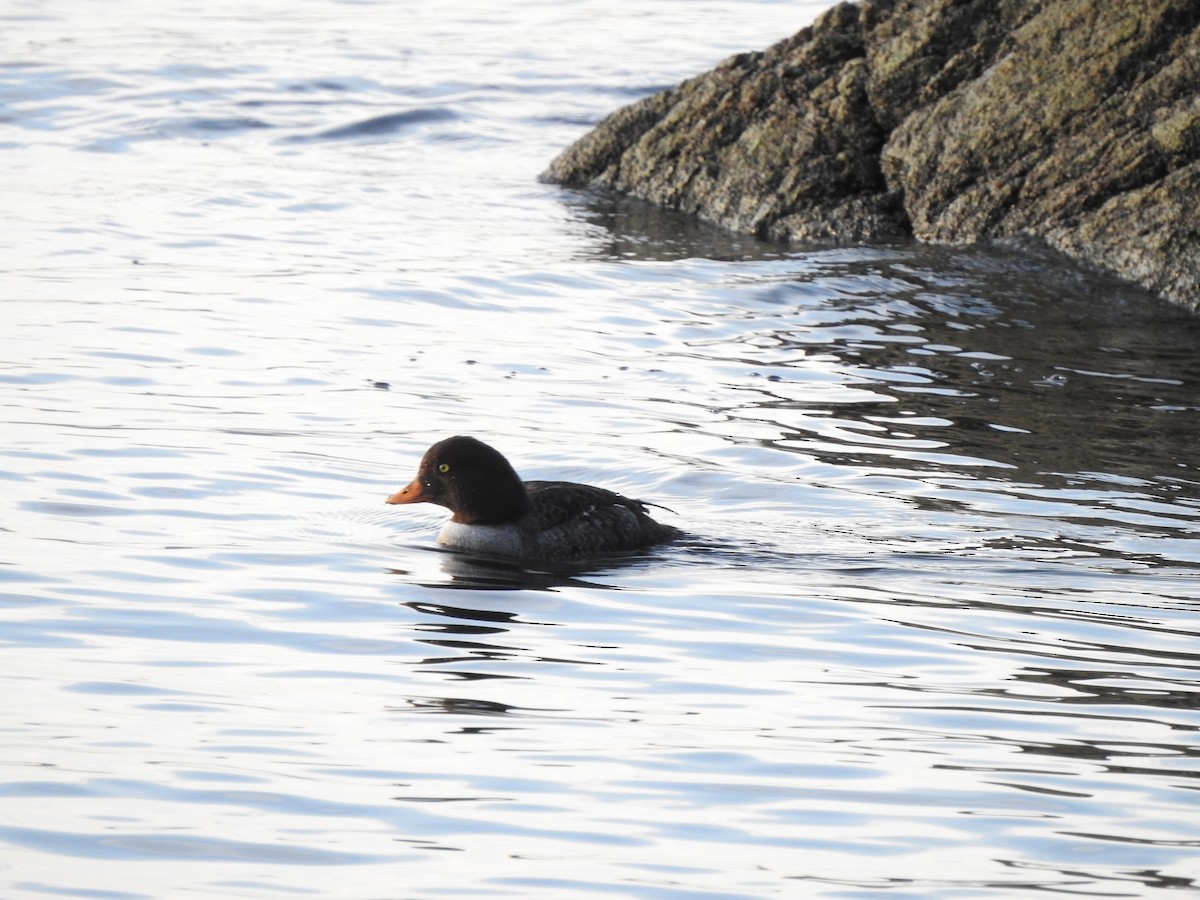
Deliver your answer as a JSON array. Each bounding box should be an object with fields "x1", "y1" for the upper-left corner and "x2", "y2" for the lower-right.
[{"x1": 523, "y1": 481, "x2": 680, "y2": 559}]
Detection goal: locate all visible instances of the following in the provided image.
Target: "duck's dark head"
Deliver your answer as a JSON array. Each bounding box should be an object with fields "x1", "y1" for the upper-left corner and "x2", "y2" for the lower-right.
[{"x1": 386, "y1": 435, "x2": 530, "y2": 524}]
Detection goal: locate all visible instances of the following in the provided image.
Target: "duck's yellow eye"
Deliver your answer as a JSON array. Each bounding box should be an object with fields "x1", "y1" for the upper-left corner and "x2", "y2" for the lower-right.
[{"x1": 438, "y1": 463, "x2": 451, "y2": 474}]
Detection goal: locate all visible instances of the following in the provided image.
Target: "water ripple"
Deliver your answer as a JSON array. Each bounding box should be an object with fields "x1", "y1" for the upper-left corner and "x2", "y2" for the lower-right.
[{"x1": 2, "y1": 0, "x2": 1198, "y2": 897}]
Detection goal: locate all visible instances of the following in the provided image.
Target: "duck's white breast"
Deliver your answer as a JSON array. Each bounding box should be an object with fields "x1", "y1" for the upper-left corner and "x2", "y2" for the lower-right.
[{"x1": 437, "y1": 521, "x2": 527, "y2": 557}]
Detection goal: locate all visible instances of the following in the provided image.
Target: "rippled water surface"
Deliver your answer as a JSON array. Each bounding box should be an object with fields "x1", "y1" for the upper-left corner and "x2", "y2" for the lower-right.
[{"x1": 4, "y1": 1, "x2": 1200, "y2": 897}]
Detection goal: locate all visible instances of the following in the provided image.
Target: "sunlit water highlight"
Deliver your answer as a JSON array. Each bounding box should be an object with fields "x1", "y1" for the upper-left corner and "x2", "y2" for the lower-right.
[{"x1": 3, "y1": 1, "x2": 1199, "y2": 898}]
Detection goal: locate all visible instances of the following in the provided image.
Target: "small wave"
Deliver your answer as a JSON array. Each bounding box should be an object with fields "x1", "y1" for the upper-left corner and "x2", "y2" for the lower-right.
[
  {"x1": 284, "y1": 107, "x2": 458, "y2": 143},
  {"x1": 294, "y1": 504, "x2": 433, "y2": 551}
]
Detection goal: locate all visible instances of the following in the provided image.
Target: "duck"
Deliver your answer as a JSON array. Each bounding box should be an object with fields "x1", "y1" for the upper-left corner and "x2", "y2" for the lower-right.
[{"x1": 385, "y1": 435, "x2": 680, "y2": 560}]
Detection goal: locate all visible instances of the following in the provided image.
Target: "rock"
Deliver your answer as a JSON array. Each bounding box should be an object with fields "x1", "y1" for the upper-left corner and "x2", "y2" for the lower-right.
[
  {"x1": 542, "y1": 0, "x2": 1200, "y2": 311},
  {"x1": 544, "y1": 4, "x2": 909, "y2": 242}
]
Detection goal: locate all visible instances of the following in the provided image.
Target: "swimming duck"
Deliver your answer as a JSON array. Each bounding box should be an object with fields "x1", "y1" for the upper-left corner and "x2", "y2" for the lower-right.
[{"x1": 385, "y1": 435, "x2": 680, "y2": 560}]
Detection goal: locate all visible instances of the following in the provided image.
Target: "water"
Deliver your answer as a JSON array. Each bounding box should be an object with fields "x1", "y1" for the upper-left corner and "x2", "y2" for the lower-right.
[{"x1": 3, "y1": 1, "x2": 1200, "y2": 897}]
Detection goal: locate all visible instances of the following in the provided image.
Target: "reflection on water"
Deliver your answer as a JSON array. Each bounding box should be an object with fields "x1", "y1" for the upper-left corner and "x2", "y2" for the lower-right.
[
  {"x1": 3, "y1": 0, "x2": 1200, "y2": 896},
  {"x1": 562, "y1": 192, "x2": 789, "y2": 262},
  {"x1": 390, "y1": 546, "x2": 660, "y2": 592}
]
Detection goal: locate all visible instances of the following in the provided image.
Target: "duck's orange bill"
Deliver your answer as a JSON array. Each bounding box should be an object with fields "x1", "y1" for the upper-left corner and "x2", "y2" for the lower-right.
[{"x1": 386, "y1": 476, "x2": 429, "y2": 505}]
